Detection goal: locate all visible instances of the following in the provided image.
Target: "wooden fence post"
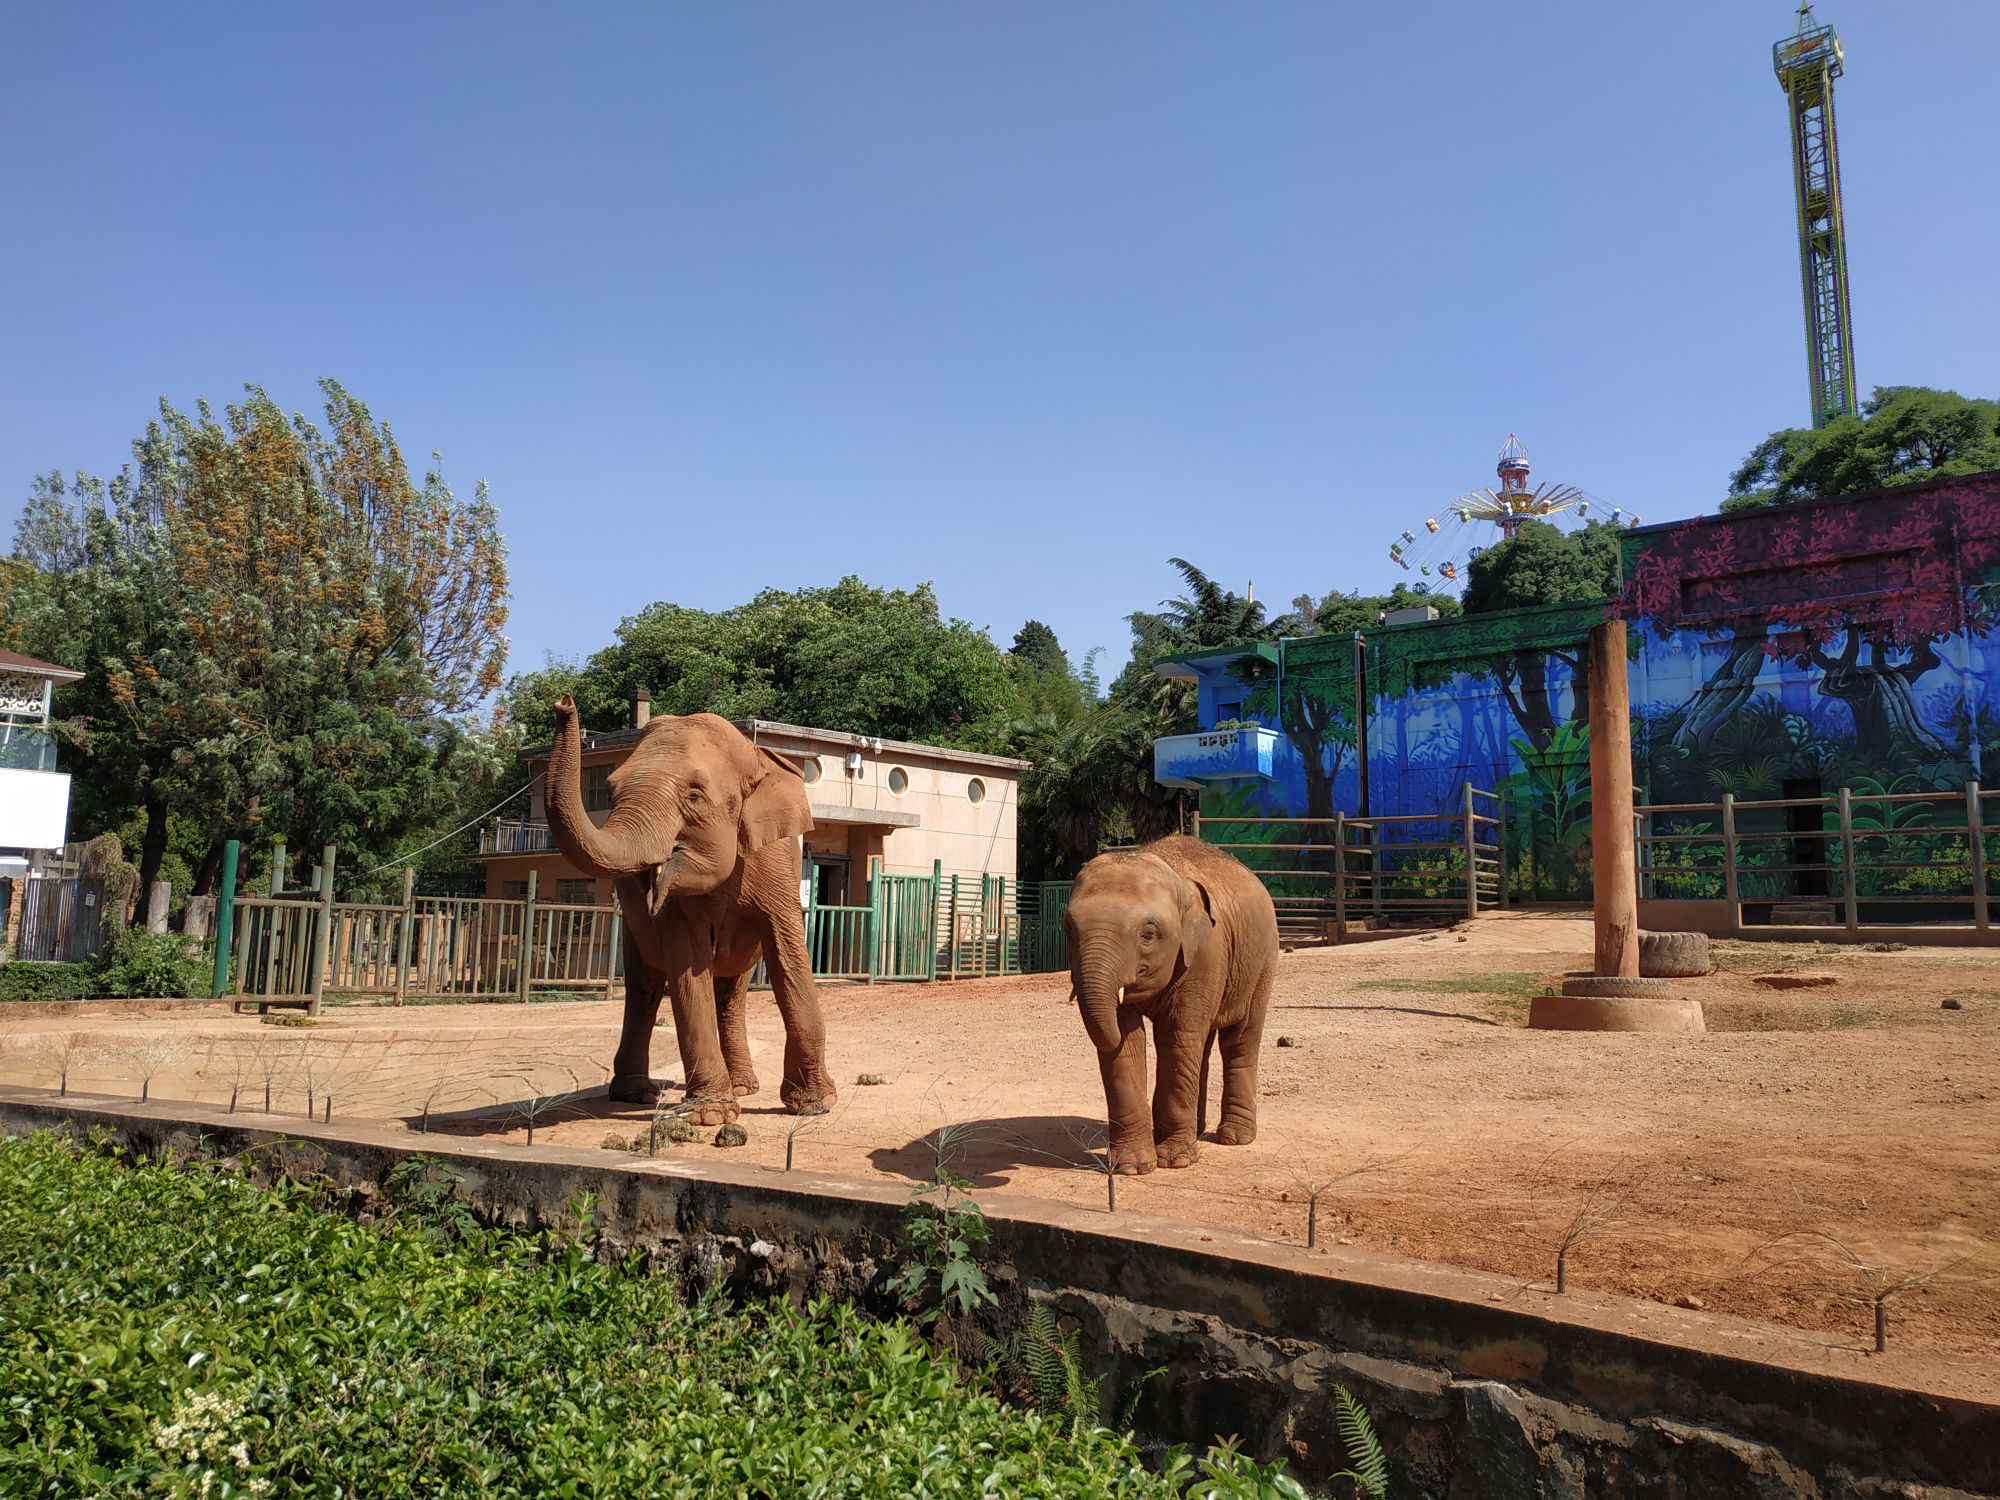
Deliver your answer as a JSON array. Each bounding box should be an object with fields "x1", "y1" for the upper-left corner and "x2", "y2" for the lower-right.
[
  {"x1": 1969, "y1": 781, "x2": 1989, "y2": 935},
  {"x1": 395, "y1": 868, "x2": 416, "y2": 1005},
  {"x1": 1332, "y1": 811, "x2": 1346, "y2": 939},
  {"x1": 269, "y1": 840, "x2": 286, "y2": 897},
  {"x1": 929, "y1": 859, "x2": 942, "y2": 982},
  {"x1": 1720, "y1": 794, "x2": 1741, "y2": 937},
  {"x1": 308, "y1": 844, "x2": 337, "y2": 1017},
  {"x1": 210, "y1": 839, "x2": 239, "y2": 1000},
  {"x1": 1838, "y1": 787, "x2": 1859, "y2": 932},
  {"x1": 1463, "y1": 781, "x2": 1479, "y2": 921},
  {"x1": 947, "y1": 874, "x2": 960, "y2": 980},
  {"x1": 1497, "y1": 797, "x2": 1510, "y2": 910},
  {"x1": 517, "y1": 870, "x2": 538, "y2": 1003}
]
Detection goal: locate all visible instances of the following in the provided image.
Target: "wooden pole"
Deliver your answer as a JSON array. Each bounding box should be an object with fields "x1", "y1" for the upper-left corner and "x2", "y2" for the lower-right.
[
  {"x1": 1838, "y1": 787, "x2": 1859, "y2": 933},
  {"x1": 1332, "y1": 811, "x2": 1347, "y2": 938},
  {"x1": 1969, "y1": 781, "x2": 1989, "y2": 935},
  {"x1": 308, "y1": 844, "x2": 337, "y2": 1016},
  {"x1": 395, "y1": 868, "x2": 416, "y2": 1005},
  {"x1": 1586, "y1": 619, "x2": 1638, "y2": 979},
  {"x1": 1463, "y1": 781, "x2": 1479, "y2": 921},
  {"x1": 1721, "y1": 794, "x2": 1742, "y2": 936},
  {"x1": 517, "y1": 870, "x2": 538, "y2": 1003}
]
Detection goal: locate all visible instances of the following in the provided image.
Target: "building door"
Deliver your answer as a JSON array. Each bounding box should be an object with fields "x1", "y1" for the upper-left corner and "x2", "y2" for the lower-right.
[
  {"x1": 1782, "y1": 776, "x2": 1829, "y2": 898},
  {"x1": 809, "y1": 855, "x2": 850, "y2": 907}
]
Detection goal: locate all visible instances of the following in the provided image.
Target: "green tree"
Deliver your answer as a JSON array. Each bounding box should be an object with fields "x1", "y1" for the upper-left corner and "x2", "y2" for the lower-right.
[
  {"x1": 1009, "y1": 619, "x2": 1070, "y2": 678},
  {"x1": 1309, "y1": 583, "x2": 1462, "y2": 636},
  {"x1": 1725, "y1": 386, "x2": 2000, "y2": 510},
  {"x1": 1461, "y1": 519, "x2": 1622, "y2": 615},
  {"x1": 8, "y1": 384, "x2": 510, "y2": 894},
  {"x1": 508, "y1": 578, "x2": 1010, "y2": 747}
]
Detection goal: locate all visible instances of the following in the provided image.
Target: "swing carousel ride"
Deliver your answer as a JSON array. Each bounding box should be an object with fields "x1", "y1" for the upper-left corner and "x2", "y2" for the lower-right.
[{"x1": 1388, "y1": 435, "x2": 1638, "y2": 592}]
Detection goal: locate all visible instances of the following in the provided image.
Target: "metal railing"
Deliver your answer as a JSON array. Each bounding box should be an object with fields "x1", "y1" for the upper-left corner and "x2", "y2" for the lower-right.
[
  {"x1": 1638, "y1": 781, "x2": 1996, "y2": 939},
  {"x1": 1197, "y1": 782, "x2": 1506, "y2": 941},
  {"x1": 479, "y1": 819, "x2": 557, "y2": 855}
]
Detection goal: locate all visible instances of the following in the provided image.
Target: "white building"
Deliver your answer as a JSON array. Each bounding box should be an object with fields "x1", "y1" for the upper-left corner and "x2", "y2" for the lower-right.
[{"x1": 0, "y1": 648, "x2": 79, "y2": 880}]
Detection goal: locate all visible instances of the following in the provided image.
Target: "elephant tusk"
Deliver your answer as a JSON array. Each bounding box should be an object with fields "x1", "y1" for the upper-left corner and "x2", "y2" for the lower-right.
[{"x1": 1117, "y1": 986, "x2": 1125, "y2": 1005}]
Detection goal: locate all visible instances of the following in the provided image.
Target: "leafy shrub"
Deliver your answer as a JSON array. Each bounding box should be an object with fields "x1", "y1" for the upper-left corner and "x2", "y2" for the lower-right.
[
  {"x1": 0, "y1": 961, "x2": 98, "y2": 1002},
  {"x1": 888, "y1": 1163, "x2": 998, "y2": 1326},
  {"x1": 95, "y1": 927, "x2": 211, "y2": 999},
  {"x1": 0, "y1": 1133, "x2": 1307, "y2": 1498}
]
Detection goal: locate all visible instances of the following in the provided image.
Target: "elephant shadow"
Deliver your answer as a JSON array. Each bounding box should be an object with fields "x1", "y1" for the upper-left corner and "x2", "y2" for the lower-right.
[{"x1": 867, "y1": 1113, "x2": 1113, "y2": 1190}]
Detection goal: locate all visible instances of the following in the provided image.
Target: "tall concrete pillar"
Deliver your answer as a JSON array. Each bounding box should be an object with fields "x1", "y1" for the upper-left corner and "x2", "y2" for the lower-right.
[
  {"x1": 1588, "y1": 619, "x2": 1639, "y2": 979},
  {"x1": 1531, "y1": 617, "x2": 1704, "y2": 1033}
]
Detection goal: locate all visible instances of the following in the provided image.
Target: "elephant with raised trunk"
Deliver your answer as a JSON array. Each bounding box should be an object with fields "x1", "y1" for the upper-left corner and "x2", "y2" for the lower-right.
[
  {"x1": 546, "y1": 696, "x2": 836, "y2": 1121},
  {"x1": 1064, "y1": 835, "x2": 1278, "y2": 1174}
]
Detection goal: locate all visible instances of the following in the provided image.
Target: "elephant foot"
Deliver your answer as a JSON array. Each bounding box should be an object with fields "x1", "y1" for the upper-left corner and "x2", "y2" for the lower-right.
[
  {"x1": 780, "y1": 1077, "x2": 837, "y2": 1116},
  {"x1": 677, "y1": 1092, "x2": 740, "y2": 1127},
  {"x1": 1215, "y1": 1120, "x2": 1257, "y2": 1147},
  {"x1": 1156, "y1": 1135, "x2": 1200, "y2": 1170},
  {"x1": 608, "y1": 1074, "x2": 666, "y2": 1106},
  {"x1": 730, "y1": 1072, "x2": 761, "y2": 1098},
  {"x1": 1112, "y1": 1152, "x2": 1156, "y2": 1176}
]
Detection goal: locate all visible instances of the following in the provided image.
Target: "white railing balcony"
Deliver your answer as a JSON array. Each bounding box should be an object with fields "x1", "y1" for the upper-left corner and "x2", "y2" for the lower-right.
[
  {"x1": 480, "y1": 819, "x2": 558, "y2": 855},
  {"x1": 1153, "y1": 725, "x2": 1281, "y2": 789}
]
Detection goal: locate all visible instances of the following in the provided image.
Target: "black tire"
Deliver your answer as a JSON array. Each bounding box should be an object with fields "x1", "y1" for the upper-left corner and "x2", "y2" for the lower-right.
[
  {"x1": 1559, "y1": 975, "x2": 1682, "y2": 999},
  {"x1": 1639, "y1": 930, "x2": 1712, "y2": 978}
]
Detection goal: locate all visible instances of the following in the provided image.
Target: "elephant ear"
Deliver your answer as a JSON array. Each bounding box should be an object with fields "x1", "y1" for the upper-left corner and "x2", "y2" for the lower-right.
[
  {"x1": 1177, "y1": 874, "x2": 1217, "y2": 970},
  {"x1": 741, "y1": 746, "x2": 815, "y2": 855}
]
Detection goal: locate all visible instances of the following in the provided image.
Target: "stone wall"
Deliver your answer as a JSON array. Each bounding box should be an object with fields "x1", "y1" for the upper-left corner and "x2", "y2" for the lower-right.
[{"x1": 0, "y1": 1087, "x2": 1991, "y2": 1499}]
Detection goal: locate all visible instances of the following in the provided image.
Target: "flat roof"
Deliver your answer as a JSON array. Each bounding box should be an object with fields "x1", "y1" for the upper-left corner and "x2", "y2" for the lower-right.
[{"x1": 519, "y1": 715, "x2": 1029, "y2": 772}]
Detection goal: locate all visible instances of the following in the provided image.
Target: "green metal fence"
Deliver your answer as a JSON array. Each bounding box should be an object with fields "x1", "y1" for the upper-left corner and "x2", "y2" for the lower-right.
[{"x1": 221, "y1": 841, "x2": 1070, "y2": 1012}]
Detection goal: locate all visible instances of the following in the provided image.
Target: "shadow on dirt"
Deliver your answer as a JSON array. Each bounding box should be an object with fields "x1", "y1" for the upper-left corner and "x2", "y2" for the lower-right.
[
  {"x1": 1271, "y1": 1002, "x2": 1500, "y2": 1026},
  {"x1": 868, "y1": 1113, "x2": 1108, "y2": 1189}
]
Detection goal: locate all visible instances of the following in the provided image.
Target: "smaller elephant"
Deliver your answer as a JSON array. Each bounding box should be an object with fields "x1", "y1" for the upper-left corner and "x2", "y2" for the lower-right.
[{"x1": 1063, "y1": 835, "x2": 1279, "y2": 1174}]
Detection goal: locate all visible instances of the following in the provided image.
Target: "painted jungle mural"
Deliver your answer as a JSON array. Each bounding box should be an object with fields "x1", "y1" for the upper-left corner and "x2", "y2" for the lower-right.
[{"x1": 1172, "y1": 473, "x2": 2000, "y2": 906}]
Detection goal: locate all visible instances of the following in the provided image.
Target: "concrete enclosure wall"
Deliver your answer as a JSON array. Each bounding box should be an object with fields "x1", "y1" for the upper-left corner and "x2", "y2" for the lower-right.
[{"x1": 0, "y1": 1089, "x2": 1991, "y2": 1499}]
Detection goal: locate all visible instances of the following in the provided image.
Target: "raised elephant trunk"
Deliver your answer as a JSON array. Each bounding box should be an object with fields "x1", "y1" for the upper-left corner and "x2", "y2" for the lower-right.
[
  {"x1": 1074, "y1": 937, "x2": 1131, "y2": 1054},
  {"x1": 546, "y1": 697, "x2": 680, "y2": 878}
]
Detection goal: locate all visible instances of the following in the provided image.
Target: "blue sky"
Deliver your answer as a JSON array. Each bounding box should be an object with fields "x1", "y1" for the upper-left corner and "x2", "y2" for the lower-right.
[{"x1": 3, "y1": 4, "x2": 1995, "y2": 688}]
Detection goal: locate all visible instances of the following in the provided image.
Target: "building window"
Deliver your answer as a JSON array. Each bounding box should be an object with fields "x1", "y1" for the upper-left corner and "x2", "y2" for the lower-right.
[
  {"x1": 583, "y1": 764, "x2": 612, "y2": 812},
  {"x1": 800, "y1": 756, "x2": 823, "y2": 785},
  {"x1": 558, "y1": 878, "x2": 595, "y2": 905},
  {"x1": 966, "y1": 777, "x2": 986, "y2": 805},
  {"x1": 500, "y1": 880, "x2": 529, "y2": 900},
  {"x1": 886, "y1": 766, "x2": 909, "y2": 796}
]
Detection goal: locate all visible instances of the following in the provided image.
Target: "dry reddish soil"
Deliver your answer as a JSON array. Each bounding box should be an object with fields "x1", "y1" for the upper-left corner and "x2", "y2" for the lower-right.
[{"x1": 5, "y1": 912, "x2": 1996, "y2": 1389}]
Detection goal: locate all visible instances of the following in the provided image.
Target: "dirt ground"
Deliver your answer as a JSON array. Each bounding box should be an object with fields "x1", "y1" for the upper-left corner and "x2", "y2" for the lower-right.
[{"x1": 4, "y1": 911, "x2": 1996, "y2": 1391}]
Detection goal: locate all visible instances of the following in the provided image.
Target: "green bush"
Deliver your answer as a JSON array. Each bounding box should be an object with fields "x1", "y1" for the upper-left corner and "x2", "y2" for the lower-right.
[
  {"x1": 0, "y1": 962, "x2": 98, "y2": 1003},
  {"x1": 0, "y1": 1133, "x2": 1307, "y2": 1498},
  {"x1": 94, "y1": 928, "x2": 211, "y2": 999}
]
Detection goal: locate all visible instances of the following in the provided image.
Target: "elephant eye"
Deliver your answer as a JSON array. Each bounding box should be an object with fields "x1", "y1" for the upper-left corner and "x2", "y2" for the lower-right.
[
  {"x1": 686, "y1": 787, "x2": 704, "y2": 805},
  {"x1": 1140, "y1": 923, "x2": 1159, "y2": 943}
]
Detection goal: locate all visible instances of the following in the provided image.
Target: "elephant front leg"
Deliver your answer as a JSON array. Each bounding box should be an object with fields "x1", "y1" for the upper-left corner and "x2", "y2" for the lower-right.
[
  {"x1": 1151, "y1": 1009, "x2": 1210, "y2": 1169},
  {"x1": 1098, "y1": 1008, "x2": 1155, "y2": 1175},
  {"x1": 760, "y1": 906, "x2": 838, "y2": 1115},
  {"x1": 714, "y1": 970, "x2": 760, "y2": 1098},
  {"x1": 1214, "y1": 963, "x2": 1274, "y2": 1147},
  {"x1": 610, "y1": 932, "x2": 669, "y2": 1105}
]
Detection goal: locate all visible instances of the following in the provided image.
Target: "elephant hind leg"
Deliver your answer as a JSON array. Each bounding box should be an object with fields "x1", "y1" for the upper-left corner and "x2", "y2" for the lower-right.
[
  {"x1": 1215, "y1": 963, "x2": 1274, "y2": 1147},
  {"x1": 1196, "y1": 1027, "x2": 1216, "y2": 1138},
  {"x1": 715, "y1": 971, "x2": 760, "y2": 1097}
]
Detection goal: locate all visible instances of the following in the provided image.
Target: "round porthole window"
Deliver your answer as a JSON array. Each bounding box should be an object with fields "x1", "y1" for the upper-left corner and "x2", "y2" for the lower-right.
[
  {"x1": 800, "y1": 756, "x2": 823, "y2": 785},
  {"x1": 966, "y1": 777, "x2": 986, "y2": 805},
  {"x1": 887, "y1": 766, "x2": 909, "y2": 795}
]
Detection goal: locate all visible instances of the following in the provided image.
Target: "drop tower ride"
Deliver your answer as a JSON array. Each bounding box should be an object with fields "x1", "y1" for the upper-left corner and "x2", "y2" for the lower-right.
[{"x1": 1774, "y1": 4, "x2": 1857, "y2": 428}]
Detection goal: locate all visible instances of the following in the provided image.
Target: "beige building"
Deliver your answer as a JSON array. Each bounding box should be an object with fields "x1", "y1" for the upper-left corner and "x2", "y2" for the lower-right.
[{"x1": 477, "y1": 706, "x2": 1028, "y2": 908}]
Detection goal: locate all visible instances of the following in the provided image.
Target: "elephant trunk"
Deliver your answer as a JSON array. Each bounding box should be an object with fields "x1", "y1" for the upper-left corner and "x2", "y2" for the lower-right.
[
  {"x1": 546, "y1": 696, "x2": 681, "y2": 879},
  {"x1": 1074, "y1": 937, "x2": 1131, "y2": 1054}
]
